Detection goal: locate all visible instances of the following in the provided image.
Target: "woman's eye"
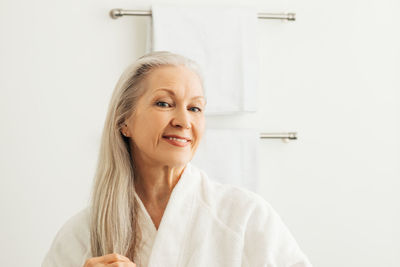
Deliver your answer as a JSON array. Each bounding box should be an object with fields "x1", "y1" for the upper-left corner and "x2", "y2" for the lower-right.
[
  {"x1": 155, "y1": 101, "x2": 171, "y2": 108},
  {"x1": 189, "y1": 107, "x2": 202, "y2": 112}
]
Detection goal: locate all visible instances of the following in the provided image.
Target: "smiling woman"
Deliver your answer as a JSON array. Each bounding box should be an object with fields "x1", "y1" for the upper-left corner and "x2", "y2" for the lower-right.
[
  {"x1": 122, "y1": 65, "x2": 206, "y2": 169},
  {"x1": 41, "y1": 51, "x2": 312, "y2": 267}
]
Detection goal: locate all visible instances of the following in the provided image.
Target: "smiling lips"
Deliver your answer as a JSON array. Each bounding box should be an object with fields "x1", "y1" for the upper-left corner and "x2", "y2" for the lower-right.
[{"x1": 162, "y1": 135, "x2": 192, "y2": 147}]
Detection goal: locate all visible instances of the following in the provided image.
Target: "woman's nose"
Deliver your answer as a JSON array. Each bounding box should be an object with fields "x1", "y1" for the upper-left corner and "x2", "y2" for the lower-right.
[{"x1": 171, "y1": 109, "x2": 191, "y2": 129}]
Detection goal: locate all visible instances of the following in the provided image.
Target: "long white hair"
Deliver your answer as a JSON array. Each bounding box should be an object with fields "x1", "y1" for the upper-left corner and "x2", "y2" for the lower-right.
[{"x1": 89, "y1": 51, "x2": 204, "y2": 260}]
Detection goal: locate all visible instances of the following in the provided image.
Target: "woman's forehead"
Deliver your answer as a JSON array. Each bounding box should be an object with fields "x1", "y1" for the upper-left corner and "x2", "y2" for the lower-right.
[{"x1": 145, "y1": 65, "x2": 203, "y2": 95}]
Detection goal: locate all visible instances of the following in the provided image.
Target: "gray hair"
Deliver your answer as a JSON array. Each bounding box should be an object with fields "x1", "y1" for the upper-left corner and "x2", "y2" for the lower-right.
[{"x1": 89, "y1": 51, "x2": 204, "y2": 260}]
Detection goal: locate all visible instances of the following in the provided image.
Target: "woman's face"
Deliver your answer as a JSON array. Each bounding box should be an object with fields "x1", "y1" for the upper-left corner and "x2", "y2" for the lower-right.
[{"x1": 124, "y1": 65, "x2": 206, "y2": 168}]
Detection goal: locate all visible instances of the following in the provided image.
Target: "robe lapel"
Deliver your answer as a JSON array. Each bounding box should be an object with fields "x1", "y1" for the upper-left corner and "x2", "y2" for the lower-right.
[
  {"x1": 147, "y1": 163, "x2": 200, "y2": 267},
  {"x1": 134, "y1": 192, "x2": 157, "y2": 267}
]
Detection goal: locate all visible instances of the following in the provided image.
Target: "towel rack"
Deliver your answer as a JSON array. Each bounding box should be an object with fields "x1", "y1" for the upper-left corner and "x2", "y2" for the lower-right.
[
  {"x1": 260, "y1": 132, "x2": 297, "y2": 141},
  {"x1": 109, "y1": 9, "x2": 296, "y2": 21},
  {"x1": 108, "y1": 9, "x2": 296, "y2": 141}
]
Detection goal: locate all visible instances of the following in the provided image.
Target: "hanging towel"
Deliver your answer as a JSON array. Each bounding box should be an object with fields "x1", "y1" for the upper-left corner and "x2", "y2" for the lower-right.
[
  {"x1": 149, "y1": 4, "x2": 259, "y2": 115},
  {"x1": 191, "y1": 128, "x2": 260, "y2": 192}
]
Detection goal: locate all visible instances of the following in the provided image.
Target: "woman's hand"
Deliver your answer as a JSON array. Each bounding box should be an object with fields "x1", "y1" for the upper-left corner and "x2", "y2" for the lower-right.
[{"x1": 83, "y1": 253, "x2": 136, "y2": 267}]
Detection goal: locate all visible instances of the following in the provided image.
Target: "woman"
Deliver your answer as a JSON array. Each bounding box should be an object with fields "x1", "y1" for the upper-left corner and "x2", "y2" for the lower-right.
[{"x1": 42, "y1": 51, "x2": 312, "y2": 267}]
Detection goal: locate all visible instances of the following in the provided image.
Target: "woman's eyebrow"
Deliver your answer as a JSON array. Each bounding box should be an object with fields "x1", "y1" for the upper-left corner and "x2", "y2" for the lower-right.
[{"x1": 154, "y1": 88, "x2": 205, "y2": 100}]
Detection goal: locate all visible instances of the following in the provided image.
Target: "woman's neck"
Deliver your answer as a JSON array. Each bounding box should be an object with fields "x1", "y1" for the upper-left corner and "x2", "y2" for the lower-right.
[
  {"x1": 134, "y1": 163, "x2": 185, "y2": 205},
  {"x1": 133, "y1": 163, "x2": 186, "y2": 230}
]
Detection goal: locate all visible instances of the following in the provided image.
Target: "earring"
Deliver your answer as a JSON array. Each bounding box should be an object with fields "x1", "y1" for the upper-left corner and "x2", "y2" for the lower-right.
[{"x1": 122, "y1": 123, "x2": 128, "y2": 137}]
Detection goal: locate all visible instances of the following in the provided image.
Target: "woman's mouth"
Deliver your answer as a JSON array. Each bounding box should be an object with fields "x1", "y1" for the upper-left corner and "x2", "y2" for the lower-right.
[{"x1": 162, "y1": 135, "x2": 191, "y2": 147}]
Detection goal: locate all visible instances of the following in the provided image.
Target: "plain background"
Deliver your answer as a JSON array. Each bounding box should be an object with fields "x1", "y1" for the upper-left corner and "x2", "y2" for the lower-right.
[{"x1": 0, "y1": 0, "x2": 399, "y2": 266}]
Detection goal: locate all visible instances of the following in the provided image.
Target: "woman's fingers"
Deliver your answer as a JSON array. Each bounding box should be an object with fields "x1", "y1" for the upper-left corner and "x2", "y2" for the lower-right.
[
  {"x1": 102, "y1": 253, "x2": 132, "y2": 263},
  {"x1": 83, "y1": 253, "x2": 134, "y2": 267},
  {"x1": 109, "y1": 262, "x2": 136, "y2": 267}
]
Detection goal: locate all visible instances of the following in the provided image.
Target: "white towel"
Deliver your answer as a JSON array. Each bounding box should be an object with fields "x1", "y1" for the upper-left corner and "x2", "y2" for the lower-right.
[
  {"x1": 149, "y1": 4, "x2": 259, "y2": 115},
  {"x1": 191, "y1": 128, "x2": 260, "y2": 192}
]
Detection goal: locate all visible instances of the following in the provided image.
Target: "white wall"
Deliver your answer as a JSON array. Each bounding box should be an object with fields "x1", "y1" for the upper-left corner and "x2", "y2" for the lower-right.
[{"x1": 0, "y1": 0, "x2": 399, "y2": 266}]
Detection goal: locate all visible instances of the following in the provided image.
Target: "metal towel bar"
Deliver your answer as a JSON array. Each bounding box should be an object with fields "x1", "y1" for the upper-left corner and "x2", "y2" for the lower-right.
[
  {"x1": 260, "y1": 132, "x2": 297, "y2": 140},
  {"x1": 109, "y1": 9, "x2": 296, "y2": 21}
]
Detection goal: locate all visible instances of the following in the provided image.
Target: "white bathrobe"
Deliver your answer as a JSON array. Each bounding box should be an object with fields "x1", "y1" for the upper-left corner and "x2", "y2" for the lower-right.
[{"x1": 42, "y1": 163, "x2": 312, "y2": 267}]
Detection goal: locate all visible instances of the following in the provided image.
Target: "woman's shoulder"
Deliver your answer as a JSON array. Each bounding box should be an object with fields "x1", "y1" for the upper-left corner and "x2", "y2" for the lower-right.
[
  {"x1": 42, "y1": 207, "x2": 91, "y2": 267},
  {"x1": 190, "y1": 164, "x2": 312, "y2": 266},
  {"x1": 52, "y1": 207, "x2": 91, "y2": 245},
  {"x1": 190, "y1": 163, "x2": 274, "y2": 230}
]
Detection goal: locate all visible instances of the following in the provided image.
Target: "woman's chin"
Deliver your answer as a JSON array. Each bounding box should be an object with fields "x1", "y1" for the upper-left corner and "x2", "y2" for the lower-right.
[{"x1": 158, "y1": 155, "x2": 192, "y2": 168}]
